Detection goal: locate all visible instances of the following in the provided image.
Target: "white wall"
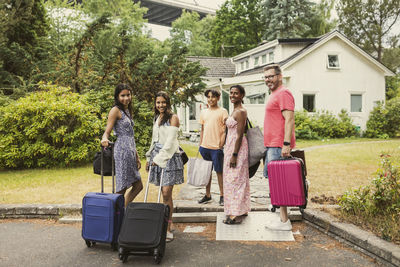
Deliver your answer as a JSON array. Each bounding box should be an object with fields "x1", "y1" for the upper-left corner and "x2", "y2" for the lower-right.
[
  {"x1": 281, "y1": 44, "x2": 307, "y2": 60},
  {"x1": 284, "y1": 36, "x2": 386, "y2": 130}
]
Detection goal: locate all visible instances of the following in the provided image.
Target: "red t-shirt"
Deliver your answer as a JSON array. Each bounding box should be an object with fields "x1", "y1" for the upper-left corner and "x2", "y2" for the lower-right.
[{"x1": 263, "y1": 85, "x2": 296, "y2": 148}]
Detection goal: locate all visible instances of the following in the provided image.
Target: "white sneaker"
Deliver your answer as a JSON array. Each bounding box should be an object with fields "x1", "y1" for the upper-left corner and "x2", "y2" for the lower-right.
[{"x1": 266, "y1": 219, "x2": 292, "y2": 231}]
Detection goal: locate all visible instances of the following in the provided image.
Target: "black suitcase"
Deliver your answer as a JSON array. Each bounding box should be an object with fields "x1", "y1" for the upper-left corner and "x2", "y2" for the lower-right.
[{"x1": 118, "y1": 167, "x2": 169, "y2": 264}]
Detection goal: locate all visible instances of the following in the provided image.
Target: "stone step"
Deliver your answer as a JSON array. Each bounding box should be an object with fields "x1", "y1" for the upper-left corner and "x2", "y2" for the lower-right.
[{"x1": 58, "y1": 210, "x2": 303, "y2": 224}]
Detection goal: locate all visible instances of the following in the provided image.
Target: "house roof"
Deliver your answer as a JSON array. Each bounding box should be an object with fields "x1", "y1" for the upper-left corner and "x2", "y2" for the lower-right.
[
  {"x1": 236, "y1": 30, "x2": 395, "y2": 77},
  {"x1": 279, "y1": 30, "x2": 394, "y2": 76},
  {"x1": 187, "y1": 56, "x2": 236, "y2": 78}
]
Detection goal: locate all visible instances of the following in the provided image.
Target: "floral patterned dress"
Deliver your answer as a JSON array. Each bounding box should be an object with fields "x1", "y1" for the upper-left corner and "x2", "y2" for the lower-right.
[
  {"x1": 113, "y1": 109, "x2": 141, "y2": 192},
  {"x1": 223, "y1": 116, "x2": 251, "y2": 216}
]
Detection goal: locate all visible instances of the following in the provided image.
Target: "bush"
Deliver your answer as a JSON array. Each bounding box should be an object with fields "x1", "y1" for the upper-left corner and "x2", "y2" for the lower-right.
[
  {"x1": 0, "y1": 84, "x2": 102, "y2": 169},
  {"x1": 365, "y1": 97, "x2": 400, "y2": 138},
  {"x1": 295, "y1": 109, "x2": 357, "y2": 139},
  {"x1": 339, "y1": 153, "x2": 400, "y2": 242}
]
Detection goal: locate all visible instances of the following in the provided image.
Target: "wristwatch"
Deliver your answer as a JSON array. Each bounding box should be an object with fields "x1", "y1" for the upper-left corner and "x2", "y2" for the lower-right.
[
  {"x1": 232, "y1": 153, "x2": 238, "y2": 157},
  {"x1": 283, "y1": 141, "x2": 291, "y2": 146}
]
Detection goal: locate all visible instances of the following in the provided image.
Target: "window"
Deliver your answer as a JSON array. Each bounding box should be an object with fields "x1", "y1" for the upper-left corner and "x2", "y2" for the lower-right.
[
  {"x1": 351, "y1": 94, "x2": 362, "y2": 112},
  {"x1": 189, "y1": 102, "x2": 196, "y2": 120},
  {"x1": 254, "y1": 56, "x2": 259, "y2": 66},
  {"x1": 327, "y1": 54, "x2": 340, "y2": 69},
  {"x1": 246, "y1": 93, "x2": 265, "y2": 104},
  {"x1": 245, "y1": 60, "x2": 249, "y2": 69},
  {"x1": 262, "y1": 54, "x2": 267, "y2": 64},
  {"x1": 303, "y1": 94, "x2": 315, "y2": 112},
  {"x1": 268, "y1": 52, "x2": 274, "y2": 62},
  {"x1": 240, "y1": 62, "x2": 244, "y2": 71}
]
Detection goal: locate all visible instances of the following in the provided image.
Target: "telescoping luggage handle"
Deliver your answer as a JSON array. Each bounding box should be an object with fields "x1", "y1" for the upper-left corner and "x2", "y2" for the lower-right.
[
  {"x1": 144, "y1": 166, "x2": 164, "y2": 203},
  {"x1": 101, "y1": 142, "x2": 115, "y2": 194}
]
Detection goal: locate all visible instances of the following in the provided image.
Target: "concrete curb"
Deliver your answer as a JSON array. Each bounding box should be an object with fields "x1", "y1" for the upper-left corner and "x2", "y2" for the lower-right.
[
  {"x1": 303, "y1": 209, "x2": 400, "y2": 267},
  {"x1": 1, "y1": 204, "x2": 399, "y2": 266}
]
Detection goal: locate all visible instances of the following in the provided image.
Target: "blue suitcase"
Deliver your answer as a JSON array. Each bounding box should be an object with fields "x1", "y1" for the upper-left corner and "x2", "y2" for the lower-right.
[{"x1": 82, "y1": 143, "x2": 124, "y2": 250}]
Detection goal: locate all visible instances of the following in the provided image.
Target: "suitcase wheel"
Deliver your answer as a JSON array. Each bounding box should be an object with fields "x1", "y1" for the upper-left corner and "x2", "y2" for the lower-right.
[
  {"x1": 154, "y1": 248, "x2": 163, "y2": 264},
  {"x1": 85, "y1": 240, "x2": 95, "y2": 248},
  {"x1": 119, "y1": 247, "x2": 128, "y2": 263},
  {"x1": 271, "y1": 207, "x2": 276, "y2": 212},
  {"x1": 111, "y1": 242, "x2": 118, "y2": 251}
]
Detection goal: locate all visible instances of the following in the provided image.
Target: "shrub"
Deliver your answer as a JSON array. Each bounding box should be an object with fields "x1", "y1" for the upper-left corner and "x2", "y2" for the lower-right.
[
  {"x1": 294, "y1": 110, "x2": 319, "y2": 139},
  {"x1": 339, "y1": 153, "x2": 400, "y2": 242},
  {"x1": 0, "y1": 84, "x2": 102, "y2": 169},
  {"x1": 365, "y1": 97, "x2": 400, "y2": 138},
  {"x1": 295, "y1": 109, "x2": 357, "y2": 139},
  {"x1": 132, "y1": 99, "x2": 153, "y2": 157}
]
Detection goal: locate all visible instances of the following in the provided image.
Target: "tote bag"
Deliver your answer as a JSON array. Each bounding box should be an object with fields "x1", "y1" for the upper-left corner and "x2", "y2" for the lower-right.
[
  {"x1": 187, "y1": 153, "x2": 213, "y2": 187},
  {"x1": 246, "y1": 119, "x2": 266, "y2": 167}
]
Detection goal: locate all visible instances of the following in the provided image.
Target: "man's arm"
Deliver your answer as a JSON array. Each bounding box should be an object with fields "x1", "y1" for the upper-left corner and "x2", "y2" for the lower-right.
[{"x1": 281, "y1": 110, "x2": 294, "y2": 157}]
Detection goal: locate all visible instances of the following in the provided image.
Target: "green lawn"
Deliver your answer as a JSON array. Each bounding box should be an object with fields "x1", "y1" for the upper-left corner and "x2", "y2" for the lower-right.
[{"x1": 1, "y1": 138, "x2": 399, "y2": 204}]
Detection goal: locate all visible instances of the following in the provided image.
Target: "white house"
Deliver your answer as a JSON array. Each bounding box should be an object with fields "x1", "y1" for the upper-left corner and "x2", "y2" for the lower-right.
[{"x1": 178, "y1": 30, "x2": 395, "y2": 134}]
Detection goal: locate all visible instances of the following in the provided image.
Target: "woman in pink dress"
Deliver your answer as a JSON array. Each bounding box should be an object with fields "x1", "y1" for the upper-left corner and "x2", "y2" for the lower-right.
[{"x1": 223, "y1": 85, "x2": 251, "y2": 224}]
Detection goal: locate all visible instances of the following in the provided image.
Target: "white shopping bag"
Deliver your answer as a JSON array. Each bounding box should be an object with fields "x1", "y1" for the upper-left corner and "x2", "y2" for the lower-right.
[{"x1": 187, "y1": 157, "x2": 213, "y2": 187}]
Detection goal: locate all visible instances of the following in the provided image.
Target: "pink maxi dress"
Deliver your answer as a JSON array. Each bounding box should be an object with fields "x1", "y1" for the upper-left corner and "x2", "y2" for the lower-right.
[{"x1": 223, "y1": 116, "x2": 251, "y2": 216}]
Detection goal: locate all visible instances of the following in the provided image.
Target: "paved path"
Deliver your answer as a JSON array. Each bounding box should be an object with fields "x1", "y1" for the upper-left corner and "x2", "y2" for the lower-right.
[{"x1": 0, "y1": 220, "x2": 380, "y2": 267}]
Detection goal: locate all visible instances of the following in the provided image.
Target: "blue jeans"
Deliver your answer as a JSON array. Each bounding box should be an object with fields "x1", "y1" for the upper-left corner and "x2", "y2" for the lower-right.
[{"x1": 263, "y1": 147, "x2": 282, "y2": 178}]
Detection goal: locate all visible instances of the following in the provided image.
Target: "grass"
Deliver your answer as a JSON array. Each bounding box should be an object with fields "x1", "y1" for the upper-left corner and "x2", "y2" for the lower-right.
[
  {"x1": 0, "y1": 143, "x2": 199, "y2": 204},
  {"x1": 1, "y1": 138, "x2": 399, "y2": 204}
]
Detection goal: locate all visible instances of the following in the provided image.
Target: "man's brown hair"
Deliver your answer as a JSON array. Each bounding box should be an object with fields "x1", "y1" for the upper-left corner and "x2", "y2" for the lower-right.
[{"x1": 263, "y1": 64, "x2": 282, "y2": 75}]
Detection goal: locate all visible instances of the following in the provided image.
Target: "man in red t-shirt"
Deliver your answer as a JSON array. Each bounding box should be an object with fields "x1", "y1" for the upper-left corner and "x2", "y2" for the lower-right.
[{"x1": 263, "y1": 64, "x2": 296, "y2": 231}]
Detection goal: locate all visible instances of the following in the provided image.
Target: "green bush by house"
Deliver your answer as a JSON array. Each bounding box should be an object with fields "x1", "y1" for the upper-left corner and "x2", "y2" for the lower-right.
[
  {"x1": 0, "y1": 84, "x2": 102, "y2": 169},
  {"x1": 365, "y1": 97, "x2": 400, "y2": 138},
  {"x1": 295, "y1": 109, "x2": 357, "y2": 139}
]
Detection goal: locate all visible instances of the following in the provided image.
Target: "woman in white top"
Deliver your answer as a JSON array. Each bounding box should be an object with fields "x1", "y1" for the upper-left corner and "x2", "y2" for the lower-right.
[{"x1": 145, "y1": 91, "x2": 184, "y2": 242}]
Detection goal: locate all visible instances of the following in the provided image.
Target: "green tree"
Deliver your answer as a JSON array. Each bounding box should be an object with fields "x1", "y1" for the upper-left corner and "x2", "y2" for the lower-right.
[
  {"x1": 169, "y1": 10, "x2": 214, "y2": 56},
  {"x1": 302, "y1": 0, "x2": 337, "y2": 37},
  {"x1": 0, "y1": 0, "x2": 50, "y2": 91},
  {"x1": 262, "y1": 0, "x2": 317, "y2": 41},
  {"x1": 210, "y1": 0, "x2": 264, "y2": 57},
  {"x1": 336, "y1": 0, "x2": 400, "y2": 62}
]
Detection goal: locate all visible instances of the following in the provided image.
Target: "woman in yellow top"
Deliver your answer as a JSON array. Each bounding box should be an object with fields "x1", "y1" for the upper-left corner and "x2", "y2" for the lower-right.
[{"x1": 145, "y1": 91, "x2": 184, "y2": 243}]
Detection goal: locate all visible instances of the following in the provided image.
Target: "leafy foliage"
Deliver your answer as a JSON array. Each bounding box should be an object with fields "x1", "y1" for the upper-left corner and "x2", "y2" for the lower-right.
[
  {"x1": 0, "y1": 84, "x2": 102, "y2": 169},
  {"x1": 295, "y1": 109, "x2": 357, "y2": 139},
  {"x1": 210, "y1": 0, "x2": 264, "y2": 57},
  {"x1": 0, "y1": 0, "x2": 50, "y2": 91},
  {"x1": 262, "y1": 0, "x2": 316, "y2": 41},
  {"x1": 169, "y1": 10, "x2": 214, "y2": 56},
  {"x1": 336, "y1": 0, "x2": 400, "y2": 62},
  {"x1": 339, "y1": 153, "x2": 400, "y2": 242},
  {"x1": 365, "y1": 97, "x2": 400, "y2": 138}
]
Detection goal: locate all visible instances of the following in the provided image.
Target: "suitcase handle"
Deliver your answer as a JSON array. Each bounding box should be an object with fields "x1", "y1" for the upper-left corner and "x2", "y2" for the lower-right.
[
  {"x1": 144, "y1": 166, "x2": 164, "y2": 203},
  {"x1": 101, "y1": 142, "x2": 115, "y2": 194}
]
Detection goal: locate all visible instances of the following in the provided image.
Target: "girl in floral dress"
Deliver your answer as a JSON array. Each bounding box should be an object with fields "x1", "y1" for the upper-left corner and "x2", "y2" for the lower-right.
[{"x1": 223, "y1": 85, "x2": 251, "y2": 224}]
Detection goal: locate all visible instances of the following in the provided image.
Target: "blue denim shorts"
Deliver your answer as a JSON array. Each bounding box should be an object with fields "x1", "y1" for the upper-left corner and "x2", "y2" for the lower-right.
[
  {"x1": 263, "y1": 147, "x2": 282, "y2": 177},
  {"x1": 199, "y1": 146, "x2": 224, "y2": 173}
]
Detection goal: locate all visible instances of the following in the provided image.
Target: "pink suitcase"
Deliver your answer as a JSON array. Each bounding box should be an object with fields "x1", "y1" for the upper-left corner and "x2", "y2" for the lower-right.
[{"x1": 267, "y1": 157, "x2": 308, "y2": 212}]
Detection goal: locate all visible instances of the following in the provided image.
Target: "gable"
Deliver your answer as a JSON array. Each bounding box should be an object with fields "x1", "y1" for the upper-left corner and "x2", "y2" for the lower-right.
[{"x1": 282, "y1": 31, "x2": 394, "y2": 77}]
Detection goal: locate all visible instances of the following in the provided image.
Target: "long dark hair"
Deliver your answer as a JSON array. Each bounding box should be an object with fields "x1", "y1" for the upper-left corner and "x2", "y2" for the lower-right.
[
  {"x1": 114, "y1": 83, "x2": 133, "y2": 118},
  {"x1": 154, "y1": 91, "x2": 173, "y2": 126}
]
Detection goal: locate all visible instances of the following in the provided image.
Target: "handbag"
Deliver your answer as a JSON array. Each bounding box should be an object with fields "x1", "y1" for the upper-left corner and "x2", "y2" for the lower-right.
[
  {"x1": 187, "y1": 152, "x2": 213, "y2": 187},
  {"x1": 93, "y1": 145, "x2": 114, "y2": 176},
  {"x1": 179, "y1": 147, "x2": 189, "y2": 165},
  {"x1": 246, "y1": 118, "x2": 266, "y2": 167}
]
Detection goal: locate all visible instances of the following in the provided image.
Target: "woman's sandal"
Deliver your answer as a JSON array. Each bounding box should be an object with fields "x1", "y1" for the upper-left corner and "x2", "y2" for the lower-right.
[
  {"x1": 166, "y1": 231, "x2": 174, "y2": 243},
  {"x1": 223, "y1": 216, "x2": 242, "y2": 225}
]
